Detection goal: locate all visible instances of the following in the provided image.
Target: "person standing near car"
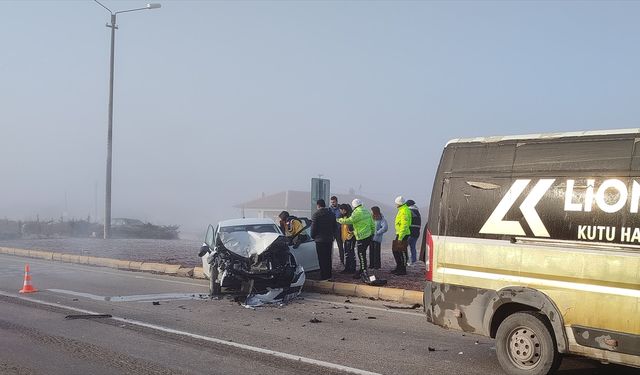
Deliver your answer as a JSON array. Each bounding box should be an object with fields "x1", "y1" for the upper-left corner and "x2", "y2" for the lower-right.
[
  {"x1": 329, "y1": 196, "x2": 344, "y2": 265},
  {"x1": 310, "y1": 199, "x2": 337, "y2": 281},
  {"x1": 406, "y1": 199, "x2": 421, "y2": 265},
  {"x1": 393, "y1": 196, "x2": 411, "y2": 275},
  {"x1": 370, "y1": 206, "x2": 388, "y2": 269},
  {"x1": 337, "y1": 199, "x2": 375, "y2": 281}
]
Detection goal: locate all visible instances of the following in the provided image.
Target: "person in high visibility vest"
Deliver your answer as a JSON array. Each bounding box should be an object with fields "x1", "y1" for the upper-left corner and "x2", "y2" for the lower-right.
[
  {"x1": 393, "y1": 196, "x2": 411, "y2": 275},
  {"x1": 337, "y1": 199, "x2": 375, "y2": 281}
]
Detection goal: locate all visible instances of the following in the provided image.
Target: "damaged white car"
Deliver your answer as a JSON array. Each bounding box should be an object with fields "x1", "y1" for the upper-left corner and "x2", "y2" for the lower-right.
[{"x1": 198, "y1": 218, "x2": 317, "y2": 304}]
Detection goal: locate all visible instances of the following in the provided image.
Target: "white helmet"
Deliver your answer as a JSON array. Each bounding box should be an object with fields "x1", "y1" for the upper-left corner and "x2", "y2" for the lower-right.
[
  {"x1": 395, "y1": 196, "x2": 405, "y2": 206},
  {"x1": 351, "y1": 198, "x2": 362, "y2": 208}
]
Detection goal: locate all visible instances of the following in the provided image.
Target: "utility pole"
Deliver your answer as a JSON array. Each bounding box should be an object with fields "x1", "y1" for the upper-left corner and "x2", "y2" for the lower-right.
[{"x1": 94, "y1": 1, "x2": 161, "y2": 238}]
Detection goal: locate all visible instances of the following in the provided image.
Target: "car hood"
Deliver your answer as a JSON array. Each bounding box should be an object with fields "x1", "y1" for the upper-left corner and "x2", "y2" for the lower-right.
[{"x1": 218, "y1": 231, "x2": 282, "y2": 258}]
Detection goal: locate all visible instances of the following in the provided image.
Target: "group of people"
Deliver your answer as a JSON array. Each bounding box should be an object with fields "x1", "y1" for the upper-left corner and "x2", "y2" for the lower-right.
[{"x1": 302, "y1": 195, "x2": 421, "y2": 282}]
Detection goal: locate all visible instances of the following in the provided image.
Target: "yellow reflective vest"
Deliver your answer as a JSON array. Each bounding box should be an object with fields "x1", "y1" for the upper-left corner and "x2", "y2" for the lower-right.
[{"x1": 395, "y1": 204, "x2": 411, "y2": 241}]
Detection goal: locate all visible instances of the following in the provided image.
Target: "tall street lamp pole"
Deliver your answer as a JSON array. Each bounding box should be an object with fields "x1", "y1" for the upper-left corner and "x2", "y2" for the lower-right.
[{"x1": 94, "y1": 1, "x2": 161, "y2": 239}]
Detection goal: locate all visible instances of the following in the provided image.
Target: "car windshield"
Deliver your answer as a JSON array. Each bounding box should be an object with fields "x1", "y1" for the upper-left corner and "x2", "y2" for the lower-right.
[{"x1": 219, "y1": 224, "x2": 280, "y2": 234}]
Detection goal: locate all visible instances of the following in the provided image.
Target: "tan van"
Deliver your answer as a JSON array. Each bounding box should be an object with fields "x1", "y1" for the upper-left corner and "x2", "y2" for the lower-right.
[{"x1": 422, "y1": 129, "x2": 640, "y2": 375}]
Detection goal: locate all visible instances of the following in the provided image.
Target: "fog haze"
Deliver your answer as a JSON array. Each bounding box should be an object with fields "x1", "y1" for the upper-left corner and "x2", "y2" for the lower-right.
[{"x1": 2, "y1": 0, "x2": 640, "y2": 238}]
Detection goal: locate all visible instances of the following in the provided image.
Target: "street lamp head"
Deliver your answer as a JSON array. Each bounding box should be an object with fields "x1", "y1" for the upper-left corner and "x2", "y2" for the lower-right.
[{"x1": 146, "y1": 3, "x2": 161, "y2": 9}]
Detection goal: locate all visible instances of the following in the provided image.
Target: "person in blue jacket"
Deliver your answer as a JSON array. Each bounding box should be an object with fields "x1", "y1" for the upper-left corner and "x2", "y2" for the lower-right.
[{"x1": 370, "y1": 206, "x2": 388, "y2": 269}]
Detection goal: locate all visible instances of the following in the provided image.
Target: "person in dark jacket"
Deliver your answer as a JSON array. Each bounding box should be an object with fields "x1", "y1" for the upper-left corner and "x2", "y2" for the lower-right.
[
  {"x1": 329, "y1": 196, "x2": 344, "y2": 265},
  {"x1": 406, "y1": 199, "x2": 421, "y2": 264},
  {"x1": 310, "y1": 199, "x2": 337, "y2": 280}
]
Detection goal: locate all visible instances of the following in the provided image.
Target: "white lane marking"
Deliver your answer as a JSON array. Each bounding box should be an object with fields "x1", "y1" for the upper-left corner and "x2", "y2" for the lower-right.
[
  {"x1": 47, "y1": 289, "x2": 208, "y2": 302},
  {"x1": 47, "y1": 289, "x2": 106, "y2": 301},
  {"x1": 303, "y1": 297, "x2": 424, "y2": 318},
  {"x1": 47, "y1": 288, "x2": 423, "y2": 316},
  {"x1": 0, "y1": 291, "x2": 382, "y2": 375},
  {"x1": 110, "y1": 293, "x2": 208, "y2": 302}
]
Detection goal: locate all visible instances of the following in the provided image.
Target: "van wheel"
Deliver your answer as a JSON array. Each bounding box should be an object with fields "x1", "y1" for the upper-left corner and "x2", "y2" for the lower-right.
[
  {"x1": 496, "y1": 312, "x2": 562, "y2": 375},
  {"x1": 209, "y1": 265, "x2": 221, "y2": 296}
]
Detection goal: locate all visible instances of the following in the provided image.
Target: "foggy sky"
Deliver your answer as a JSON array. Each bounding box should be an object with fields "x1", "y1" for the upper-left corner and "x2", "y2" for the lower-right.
[{"x1": 2, "y1": 0, "x2": 640, "y2": 238}]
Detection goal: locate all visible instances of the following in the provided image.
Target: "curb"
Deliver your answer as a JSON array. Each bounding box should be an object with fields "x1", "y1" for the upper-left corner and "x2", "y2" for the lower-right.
[
  {"x1": 0, "y1": 246, "x2": 190, "y2": 278},
  {"x1": 305, "y1": 280, "x2": 423, "y2": 305},
  {"x1": 0, "y1": 246, "x2": 423, "y2": 305}
]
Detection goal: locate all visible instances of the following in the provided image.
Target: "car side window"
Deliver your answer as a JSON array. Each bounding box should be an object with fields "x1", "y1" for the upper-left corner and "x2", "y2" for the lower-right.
[
  {"x1": 297, "y1": 218, "x2": 314, "y2": 242},
  {"x1": 204, "y1": 225, "x2": 215, "y2": 247}
]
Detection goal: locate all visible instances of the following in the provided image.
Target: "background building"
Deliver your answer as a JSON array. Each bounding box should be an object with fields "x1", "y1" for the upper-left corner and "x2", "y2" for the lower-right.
[{"x1": 235, "y1": 191, "x2": 396, "y2": 221}]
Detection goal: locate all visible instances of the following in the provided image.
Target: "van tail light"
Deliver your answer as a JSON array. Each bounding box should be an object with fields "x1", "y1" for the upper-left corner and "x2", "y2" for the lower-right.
[{"x1": 425, "y1": 229, "x2": 434, "y2": 281}]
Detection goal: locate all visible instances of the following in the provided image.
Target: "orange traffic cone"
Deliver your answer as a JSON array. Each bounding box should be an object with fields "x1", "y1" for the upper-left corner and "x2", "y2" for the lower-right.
[{"x1": 19, "y1": 264, "x2": 38, "y2": 293}]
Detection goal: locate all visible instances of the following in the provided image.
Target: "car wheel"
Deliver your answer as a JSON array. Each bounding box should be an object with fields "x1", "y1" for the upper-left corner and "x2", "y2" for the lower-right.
[
  {"x1": 496, "y1": 311, "x2": 562, "y2": 375},
  {"x1": 209, "y1": 264, "x2": 221, "y2": 296}
]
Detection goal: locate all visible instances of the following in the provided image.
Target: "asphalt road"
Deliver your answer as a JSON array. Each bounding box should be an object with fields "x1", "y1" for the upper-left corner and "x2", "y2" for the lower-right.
[
  {"x1": 0, "y1": 254, "x2": 636, "y2": 375},
  {"x1": 0, "y1": 238, "x2": 426, "y2": 290}
]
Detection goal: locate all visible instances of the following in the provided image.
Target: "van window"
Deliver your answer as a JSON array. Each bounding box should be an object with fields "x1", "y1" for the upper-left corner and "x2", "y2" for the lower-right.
[
  {"x1": 443, "y1": 177, "x2": 512, "y2": 239},
  {"x1": 451, "y1": 144, "x2": 515, "y2": 173},
  {"x1": 514, "y1": 139, "x2": 633, "y2": 173},
  {"x1": 629, "y1": 139, "x2": 640, "y2": 171}
]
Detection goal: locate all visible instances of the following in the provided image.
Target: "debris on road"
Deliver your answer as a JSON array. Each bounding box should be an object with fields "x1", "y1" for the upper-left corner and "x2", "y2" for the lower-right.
[
  {"x1": 65, "y1": 314, "x2": 112, "y2": 320},
  {"x1": 427, "y1": 346, "x2": 448, "y2": 352},
  {"x1": 367, "y1": 316, "x2": 377, "y2": 319},
  {"x1": 152, "y1": 301, "x2": 160, "y2": 305},
  {"x1": 344, "y1": 299, "x2": 352, "y2": 303},
  {"x1": 309, "y1": 318, "x2": 322, "y2": 323}
]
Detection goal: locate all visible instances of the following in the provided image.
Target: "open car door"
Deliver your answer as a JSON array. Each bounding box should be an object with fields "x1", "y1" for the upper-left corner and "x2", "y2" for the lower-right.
[{"x1": 288, "y1": 217, "x2": 320, "y2": 272}]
